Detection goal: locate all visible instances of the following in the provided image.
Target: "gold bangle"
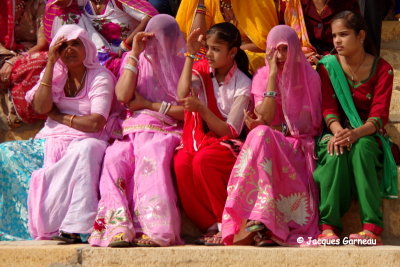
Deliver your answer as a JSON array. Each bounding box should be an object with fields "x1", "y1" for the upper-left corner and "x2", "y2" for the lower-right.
[
  {"x1": 40, "y1": 81, "x2": 52, "y2": 87},
  {"x1": 69, "y1": 114, "x2": 76, "y2": 127}
]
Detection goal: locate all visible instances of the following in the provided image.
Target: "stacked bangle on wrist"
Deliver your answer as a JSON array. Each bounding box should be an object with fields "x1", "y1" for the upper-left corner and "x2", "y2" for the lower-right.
[
  {"x1": 184, "y1": 52, "x2": 199, "y2": 60},
  {"x1": 196, "y1": 4, "x2": 206, "y2": 15},
  {"x1": 124, "y1": 64, "x2": 138, "y2": 74},
  {"x1": 158, "y1": 101, "x2": 171, "y2": 115},
  {"x1": 120, "y1": 40, "x2": 132, "y2": 52},
  {"x1": 263, "y1": 91, "x2": 277, "y2": 98},
  {"x1": 128, "y1": 55, "x2": 139, "y2": 64}
]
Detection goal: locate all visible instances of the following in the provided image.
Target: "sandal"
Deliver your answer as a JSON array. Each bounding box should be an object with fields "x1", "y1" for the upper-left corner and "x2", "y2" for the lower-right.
[
  {"x1": 108, "y1": 232, "x2": 131, "y2": 248},
  {"x1": 204, "y1": 232, "x2": 224, "y2": 246},
  {"x1": 52, "y1": 231, "x2": 84, "y2": 244},
  {"x1": 348, "y1": 231, "x2": 383, "y2": 246},
  {"x1": 135, "y1": 234, "x2": 160, "y2": 247},
  {"x1": 194, "y1": 230, "x2": 219, "y2": 245},
  {"x1": 245, "y1": 220, "x2": 265, "y2": 233},
  {"x1": 317, "y1": 232, "x2": 340, "y2": 241},
  {"x1": 254, "y1": 230, "x2": 277, "y2": 247}
]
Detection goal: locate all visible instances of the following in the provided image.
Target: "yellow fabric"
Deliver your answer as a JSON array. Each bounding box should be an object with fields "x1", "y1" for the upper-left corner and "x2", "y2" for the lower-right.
[
  {"x1": 176, "y1": 0, "x2": 278, "y2": 73},
  {"x1": 282, "y1": 0, "x2": 315, "y2": 53},
  {"x1": 245, "y1": 50, "x2": 266, "y2": 74},
  {"x1": 176, "y1": 0, "x2": 278, "y2": 50}
]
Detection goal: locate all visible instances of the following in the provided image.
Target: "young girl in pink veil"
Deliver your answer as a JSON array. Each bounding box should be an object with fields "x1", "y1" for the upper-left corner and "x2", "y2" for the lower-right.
[
  {"x1": 221, "y1": 25, "x2": 322, "y2": 246},
  {"x1": 89, "y1": 14, "x2": 185, "y2": 247}
]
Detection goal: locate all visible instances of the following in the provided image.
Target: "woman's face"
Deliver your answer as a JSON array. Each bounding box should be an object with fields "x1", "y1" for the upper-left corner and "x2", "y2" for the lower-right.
[
  {"x1": 331, "y1": 19, "x2": 364, "y2": 57},
  {"x1": 276, "y1": 44, "x2": 288, "y2": 70},
  {"x1": 59, "y1": 38, "x2": 86, "y2": 68},
  {"x1": 205, "y1": 34, "x2": 235, "y2": 69}
]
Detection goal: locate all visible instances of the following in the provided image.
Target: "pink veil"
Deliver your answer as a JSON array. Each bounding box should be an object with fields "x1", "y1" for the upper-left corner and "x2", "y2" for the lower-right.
[
  {"x1": 252, "y1": 25, "x2": 321, "y2": 138},
  {"x1": 251, "y1": 25, "x2": 322, "y2": 174},
  {"x1": 136, "y1": 14, "x2": 186, "y2": 104},
  {"x1": 26, "y1": 24, "x2": 105, "y2": 103}
]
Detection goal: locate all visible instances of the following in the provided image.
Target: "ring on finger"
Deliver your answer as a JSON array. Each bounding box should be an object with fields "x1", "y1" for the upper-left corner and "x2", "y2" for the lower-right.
[{"x1": 347, "y1": 137, "x2": 351, "y2": 142}]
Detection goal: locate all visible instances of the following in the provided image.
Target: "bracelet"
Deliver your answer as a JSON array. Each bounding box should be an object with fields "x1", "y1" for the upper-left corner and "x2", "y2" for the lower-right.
[
  {"x1": 184, "y1": 52, "x2": 199, "y2": 60},
  {"x1": 120, "y1": 40, "x2": 132, "y2": 52},
  {"x1": 263, "y1": 91, "x2": 277, "y2": 98},
  {"x1": 40, "y1": 81, "x2": 52, "y2": 87},
  {"x1": 69, "y1": 114, "x2": 76, "y2": 127},
  {"x1": 4, "y1": 60, "x2": 14, "y2": 66},
  {"x1": 158, "y1": 101, "x2": 167, "y2": 114},
  {"x1": 128, "y1": 55, "x2": 139, "y2": 63},
  {"x1": 124, "y1": 64, "x2": 138, "y2": 74},
  {"x1": 158, "y1": 101, "x2": 171, "y2": 115},
  {"x1": 164, "y1": 102, "x2": 172, "y2": 115}
]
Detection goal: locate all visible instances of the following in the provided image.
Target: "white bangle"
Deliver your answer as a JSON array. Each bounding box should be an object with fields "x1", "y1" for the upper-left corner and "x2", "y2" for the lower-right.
[
  {"x1": 124, "y1": 64, "x2": 137, "y2": 74},
  {"x1": 158, "y1": 101, "x2": 167, "y2": 114},
  {"x1": 164, "y1": 102, "x2": 171, "y2": 115},
  {"x1": 128, "y1": 55, "x2": 139, "y2": 63}
]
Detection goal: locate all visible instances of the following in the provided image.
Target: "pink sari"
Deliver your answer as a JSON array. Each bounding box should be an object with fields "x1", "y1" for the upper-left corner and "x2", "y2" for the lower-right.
[
  {"x1": 26, "y1": 25, "x2": 116, "y2": 240},
  {"x1": 89, "y1": 14, "x2": 185, "y2": 247},
  {"x1": 222, "y1": 25, "x2": 322, "y2": 246}
]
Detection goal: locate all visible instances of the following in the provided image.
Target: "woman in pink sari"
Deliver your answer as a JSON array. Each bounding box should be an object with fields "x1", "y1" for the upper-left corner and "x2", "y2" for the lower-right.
[
  {"x1": 26, "y1": 24, "x2": 116, "y2": 243},
  {"x1": 221, "y1": 25, "x2": 322, "y2": 246},
  {"x1": 89, "y1": 14, "x2": 185, "y2": 247}
]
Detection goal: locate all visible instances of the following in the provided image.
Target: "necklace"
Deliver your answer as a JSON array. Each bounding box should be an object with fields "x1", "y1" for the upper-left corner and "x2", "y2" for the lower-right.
[
  {"x1": 65, "y1": 70, "x2": 87, "y2": 97},
  {"x1": 343, "y1": 52, "x2": 367, "y2": 83},
  {"x1": 314, "y1": 0, "x2": 327, "y2": 15}
]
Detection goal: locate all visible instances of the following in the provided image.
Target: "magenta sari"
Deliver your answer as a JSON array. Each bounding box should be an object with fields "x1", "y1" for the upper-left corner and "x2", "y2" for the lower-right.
[
  {"x1": 89, "y1": 14, "x2": 185, "y2": 247},
  {"x1": 222, "y1": 25, "x2": 322, "y2": 246}
]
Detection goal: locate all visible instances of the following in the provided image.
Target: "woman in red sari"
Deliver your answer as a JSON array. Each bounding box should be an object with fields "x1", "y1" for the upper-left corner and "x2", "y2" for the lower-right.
[
  {"x1": 0, "y1": 0, "x2": 47, "y2": 128},
  {"x1": 174, "y1": 22, "x2": 252, "y2": 245}
]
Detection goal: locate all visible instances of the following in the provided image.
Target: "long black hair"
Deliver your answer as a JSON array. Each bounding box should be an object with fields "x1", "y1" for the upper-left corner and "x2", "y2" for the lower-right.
[
  {"x1": 332, "y1": 10, "x2": 378, "y2": 56},
  {"x1": 207, "y1": 22, "x2": 252, "y2": 78}
]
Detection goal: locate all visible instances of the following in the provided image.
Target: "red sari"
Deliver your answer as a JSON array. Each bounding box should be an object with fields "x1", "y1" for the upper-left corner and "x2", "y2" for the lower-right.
[{"x1": 174, "y1": 60, "x2": 242, "y2": 231}]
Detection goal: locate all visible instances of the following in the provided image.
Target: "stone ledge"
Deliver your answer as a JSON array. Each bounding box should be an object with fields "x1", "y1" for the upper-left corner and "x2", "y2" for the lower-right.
[
  {"x1": 381, "y1": 21, "x2": 400, "y2": 43},
  {"x1": 0, "y1": 241, "x2": 400, "y2": 267}
]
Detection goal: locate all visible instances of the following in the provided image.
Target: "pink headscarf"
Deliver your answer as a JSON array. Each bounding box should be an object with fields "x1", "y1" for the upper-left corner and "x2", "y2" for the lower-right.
[
  {"x1": 27, "y1": 24, "x2": 105, "y2": 103},
  {"x1": 252, "y1": 25, "x2": 321, "y2": 138},
  {"x1": 136, "y1": 14, "x2": 185, "y2": 103},
  {"x1": 252, "y1": 25, "x2": 322, "y2": 173}
]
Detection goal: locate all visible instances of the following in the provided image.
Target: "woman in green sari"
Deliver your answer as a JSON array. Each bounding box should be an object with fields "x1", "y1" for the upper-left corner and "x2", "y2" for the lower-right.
[{"x1": 314, "y1": 11, "x2": 397, "y2": 245}]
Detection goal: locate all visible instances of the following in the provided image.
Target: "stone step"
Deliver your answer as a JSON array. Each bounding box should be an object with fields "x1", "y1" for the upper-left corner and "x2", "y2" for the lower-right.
[
  {"x1": 0, "y1": 241, "x2": 400, "y2": 267},
  {"x1": 381, "y1": 21, "x2": 400, "y2": 43}
]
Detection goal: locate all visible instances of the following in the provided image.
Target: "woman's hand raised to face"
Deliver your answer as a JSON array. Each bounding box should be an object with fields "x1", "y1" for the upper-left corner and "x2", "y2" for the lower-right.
[
  {"x1": 187, "y1": 28, "x2": 204, "y2": 55},
  {"x1": 131, "y1": 32, "x2": 154, "y2": 57},
  {"x1": 266, "y1": 48, "x2": 279, "y2": 75},
  {"x1": 48, "y1": 36, "x2": 67, "y2": 65}
]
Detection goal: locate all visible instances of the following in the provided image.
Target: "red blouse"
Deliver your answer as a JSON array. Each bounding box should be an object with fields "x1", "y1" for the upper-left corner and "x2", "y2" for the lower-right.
[
  {"x1": 300, "y1": 0, "x2": 360, "y2": 55},
  {"x1": 319, "y1": 57, "x2": 394, "y2": 131}
]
